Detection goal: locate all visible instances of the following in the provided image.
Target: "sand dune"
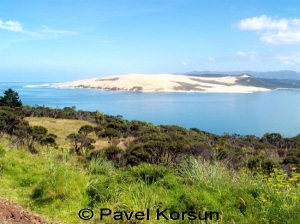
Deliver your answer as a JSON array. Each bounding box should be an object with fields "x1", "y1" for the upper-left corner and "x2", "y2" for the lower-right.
[{"x1": 55, "y1": 73, "x2": 271, "y2": 93}]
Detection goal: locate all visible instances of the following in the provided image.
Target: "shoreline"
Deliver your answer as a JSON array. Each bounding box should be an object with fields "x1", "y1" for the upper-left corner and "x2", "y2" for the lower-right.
[
  {"x1": 35, "y1": 73, "x2": 272, "y2": 93},
  {"x1": 25, "y1": 84, "x2": 271, "y2": 94}
]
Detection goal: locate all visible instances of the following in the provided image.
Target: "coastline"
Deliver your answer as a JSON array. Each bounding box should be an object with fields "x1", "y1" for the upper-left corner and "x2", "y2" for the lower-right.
[{"x1": 26, "y1": 73, "x2": 272, "y2": 93}]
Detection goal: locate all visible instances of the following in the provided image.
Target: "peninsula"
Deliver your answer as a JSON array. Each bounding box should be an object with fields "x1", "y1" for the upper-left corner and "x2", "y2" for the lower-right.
[{"x1": 55, "y1": 73, "x2": 272, "y2": 93}]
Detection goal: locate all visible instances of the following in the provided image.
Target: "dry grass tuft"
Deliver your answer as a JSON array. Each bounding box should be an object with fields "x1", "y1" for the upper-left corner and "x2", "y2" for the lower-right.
[{"x1": 25, "y1": 117, "x2": 108, "y2": 149}]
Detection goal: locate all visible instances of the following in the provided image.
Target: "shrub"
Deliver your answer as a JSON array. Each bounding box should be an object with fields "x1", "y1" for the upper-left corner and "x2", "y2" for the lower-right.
[
  {"x1": 86, "y1": 178, "x2": 113, "y2": 207},
  {"x1": 129, "y1": 163, "x2": 168, "y2": 185},
  {"x1": 87, "y1": 156, "x2": 116, "y2": 175},
  {"x1": 246, "y1": 157, "x2": 279, "y2": 173},
  {"x1": 0, "y1": 145, "x2": 6, "y2": 157},
  {"x1": 283, "y1": 156, "x2": 300, "y2": 165},
  {"x1": 104, "y1": 145, "x2": 122, "y2": 160},
  {"x1": 89, "y1": 149, "x2": 104, "y2": 159}
]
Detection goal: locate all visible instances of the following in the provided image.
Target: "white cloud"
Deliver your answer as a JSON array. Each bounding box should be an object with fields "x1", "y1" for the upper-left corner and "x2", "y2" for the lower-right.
[
  {"x1": 41, "y1": 25, "x2": 77, "y2": 35},
  {"x1": 260, "y1": 30, "x2": 300, "y2": 45},
  {"x1": 237, "y1": 15, "x2": 300, "y2": 44},
  {"x1": 181, "y1": 61, "x2": 188, "y2": 67},
  {"x1": 236, "y1": 51, "x2": 247, "y2": 57},
  {"x1": 0, "y1": 19, "x2": 23, "y2": 32},
  {"x1": 238, "y1": 15, "x2": 289, "y2": 31},
  {"x1": 208, "y1": 57, "x2": 216, "y2": 62},
  {"x1": 0, "y1": 18, "x2": 76, "y2": 38},
  {"x1": 274, "y1": 54, "x2": 300, "y2": 65},
  {"x1": 236, "y1": 51, "x2": 257, "y2": 60},
  {"x1": 234, "y1": 50, "x2": 300, "y2": 66}
]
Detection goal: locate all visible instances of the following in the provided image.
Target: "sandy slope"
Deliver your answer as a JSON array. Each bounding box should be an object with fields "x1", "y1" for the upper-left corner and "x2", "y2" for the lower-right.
[{"x1": 55, "y1": 73, "x2": 271, "y2": 93}]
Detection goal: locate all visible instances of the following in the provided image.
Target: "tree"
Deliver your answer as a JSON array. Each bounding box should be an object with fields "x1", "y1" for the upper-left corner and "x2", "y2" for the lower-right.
[
  {"x1": 0, "y1": 88, "x2": 22, "y2": 107},
  {"x1": 12, "y1": 124, "x2": 49, "y2": 153},
  {"x1": 78, "y1": 125, "x2": 94, "y2": 137},
  {"x1": 66, "y1": 133, "x2": 95, "y2": 155},
  {"x1": 104, "y1": 145, "x2": 124, "y2": 167},
  {"x1": 26, "y1": 126, "x2": 48, "y2": 153},
  {"x1": 94, "y1": 110, "x2": 105, "y2": 124},
  {"x1": 40, "y1": 134, "x2": 57, "y2": 150},
  {"x1": 98, "y1": 128, "x2": 121, "y2": 143},
  {"x1": 0, "y1": 108, "x2": 23, "y2": 137}
]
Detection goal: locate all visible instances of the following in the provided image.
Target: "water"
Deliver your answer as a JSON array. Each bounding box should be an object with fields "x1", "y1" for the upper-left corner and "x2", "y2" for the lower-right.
[{"x1": 1, "y1": 82, "x2": 300, "y2": 137}]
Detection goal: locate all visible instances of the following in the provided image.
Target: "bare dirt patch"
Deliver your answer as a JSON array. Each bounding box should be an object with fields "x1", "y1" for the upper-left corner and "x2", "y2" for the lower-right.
[{"x1": 0, "y1": 199, "x2": 58, "y2": 224}]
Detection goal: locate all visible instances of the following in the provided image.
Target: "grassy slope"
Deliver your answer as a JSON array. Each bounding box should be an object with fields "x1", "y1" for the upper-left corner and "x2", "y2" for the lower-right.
[
  {"x1": 0, "y1": 118, "x2": 300, "y2": 223},
  {"x1": 1, "y1": 147, "x2": 300, "y2": 224},
  {"x1": 0, "y1": 148, "x2": 89, "y2": 223},
  {"x1": 25, "y1": 117, "x2": 109, "y2": 149}
]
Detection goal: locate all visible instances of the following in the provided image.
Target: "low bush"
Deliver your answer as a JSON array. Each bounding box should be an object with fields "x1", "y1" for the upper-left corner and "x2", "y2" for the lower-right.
[
  {"x1": 0, "y1": 145, "x2": 5, "y2": 157},
  {"x1": 87, "y1": 156, "x2": 116, "y2": 175},
  {"x1": 86, "y1": 177, "x2": 113, "y2": 207},
  {"x1": 128, "y1": 163, "x2": 168, "y2": 185}
]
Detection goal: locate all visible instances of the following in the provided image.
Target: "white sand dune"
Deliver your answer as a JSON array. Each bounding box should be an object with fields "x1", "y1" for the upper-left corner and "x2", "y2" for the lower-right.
[{"x1": 55, "y1": 73, "x2": 271, "y2": 93}]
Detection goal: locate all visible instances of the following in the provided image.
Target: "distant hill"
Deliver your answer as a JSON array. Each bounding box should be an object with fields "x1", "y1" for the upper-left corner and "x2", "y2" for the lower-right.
[
  {"x1": 53, "y1": 72, "x2": 300, "y2": 92},
  {"x1": 184, "y1": 70, "x2": 300, "y2": 89},
  {"x1": 54, "y1": 73, "x2": 271, "y2": 93},
  {"x1": 186, "y1": 70, "x2": 300, "y2": 80}
]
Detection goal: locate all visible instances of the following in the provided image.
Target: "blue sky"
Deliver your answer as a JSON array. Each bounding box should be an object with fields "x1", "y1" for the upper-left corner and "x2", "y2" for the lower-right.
[{"x1": 1, "y1": 0, "x2": 300, "y2": 81}]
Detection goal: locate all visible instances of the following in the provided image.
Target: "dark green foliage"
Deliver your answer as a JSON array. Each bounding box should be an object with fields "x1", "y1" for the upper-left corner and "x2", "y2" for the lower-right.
[
  {"x1": 61, "y1": 106, "x2": 77, "y2": 119},
  {"x1": 0, "y1": 145, "x2": 5, "y2": 157},
  {"x1": 128, "y1": 163, "x2": 167, "y2": 184},
  {"x1": 263, "y1": 133, "x2": 283, "y2": 147},
  {"x1": 0, "y1": 108, "x2": 22, "y2": 136},
  {"x1": 93, "y1": 125, "x2": 103, "y2": 137},
  {"x1": 26, "y1": 126, "x2": 48, "y2": 153},
  {"x1": 94, "y1": 110, "x2": 105, "y2": 124},
  {"x1": 89, "y1": 149, "x2": 104, "y2": 159},
  {"x1": 12, "y1": 119, "x2": 30, "y2": 146},
  {"x1": 78, "y1": 125, "x2": 94, "y2": 137},
  {"x1": 40, "y1": 134, "x2": 57, "y2": 150},
  {"x1": 281, "y1": 148, "x2": 300, "y2": 167},
  {"x1": 283, "y1": 156, "x2": 300, "y2": 165},
  {"x1": 98, "y1": 128, "x2": 121, "y2": 140},
  {"x1": 86, "y1": 179, "x2": 112, "y2": 207},
  {"x1": 66, "y1": 133, "x2": 95, "y2": 155},
  {"x1": 31, "y1": 187, "x2": 44, "y2": 200},
  {"x1": 277, "y1": 148, "x2": 287, "y2": 157},
  {"x1": 169, "y1": 192, "x2": 202, "y2": 212},
  {"x1": 125, "y1": 134, "x2": 172, "y2": 165},
  {"x1": 0, "y1": 109, "x2": 14, "y2": 137},
  {"x1": 67, "y1": 124, "x2": 98, "y2": 155},
  {"x1": 0, "y1": 105, "x2": 55, "y2": 153},
  {"x1": 103, "y1": 145, "x2": 124, "y2": 166},
  {"x1": 125, "y1": 133, "x2": 193, "y2": 166},
  {"x1": 246, "y1": 156, "x2": 279, "y2": 173},
  {"x1": 0, "y1": 88, "x2": 22, "y2": 107}
]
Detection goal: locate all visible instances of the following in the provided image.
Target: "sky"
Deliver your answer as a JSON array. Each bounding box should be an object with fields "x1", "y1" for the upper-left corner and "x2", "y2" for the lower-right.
[{"x1": 1, "y1": 0, "x2": 300, "y2": 82}]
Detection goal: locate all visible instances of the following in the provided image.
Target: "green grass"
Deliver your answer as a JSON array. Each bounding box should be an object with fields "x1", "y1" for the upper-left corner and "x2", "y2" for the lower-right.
[
  {"x1": 0, "y1": 147, "x2": 89, "y2": 223},
  {"x1": 1, "y1": 143, "x2": 300, "y2": 223}
]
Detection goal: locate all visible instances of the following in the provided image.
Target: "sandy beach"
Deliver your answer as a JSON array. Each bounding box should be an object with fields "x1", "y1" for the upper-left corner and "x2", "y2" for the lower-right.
[{"x1": 55, "y1": 73, "x2": 271, "y2": 93}]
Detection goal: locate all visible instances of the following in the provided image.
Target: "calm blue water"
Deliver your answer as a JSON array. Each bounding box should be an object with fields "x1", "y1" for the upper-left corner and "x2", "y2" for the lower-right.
[{"x1": 1, "y1": 82, "x2": 300, "y2": 137}]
